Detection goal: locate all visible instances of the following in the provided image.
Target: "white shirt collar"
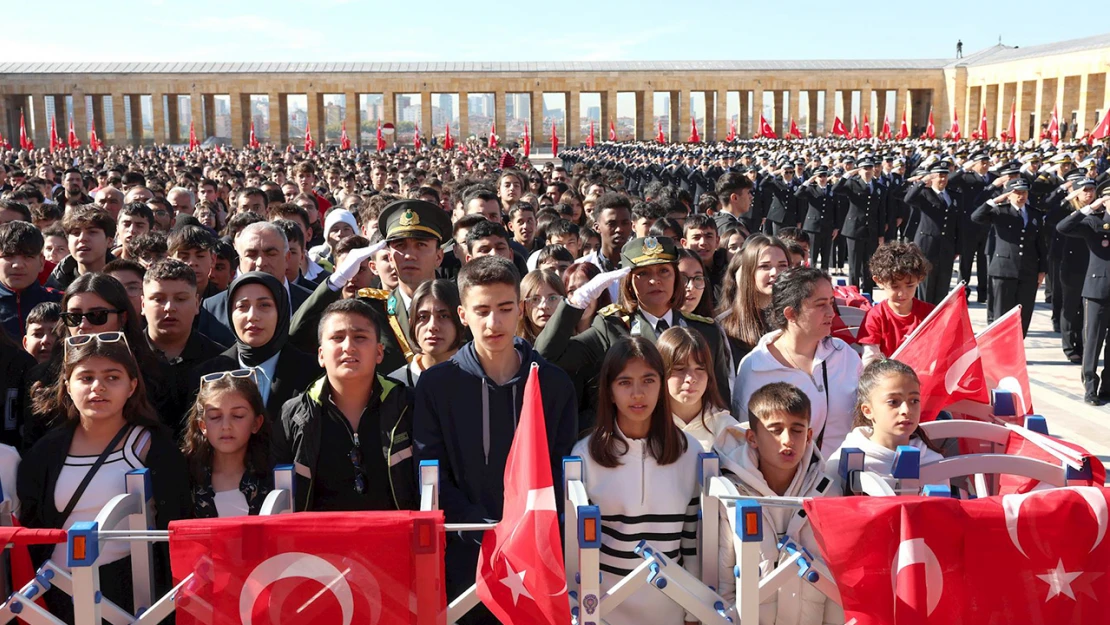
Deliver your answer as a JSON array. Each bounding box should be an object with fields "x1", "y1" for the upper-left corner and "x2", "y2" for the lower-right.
[
  {"x1": 398, "y1": 287, "x2": 413, "y2": 312},
  {"x1": 639, "y1": 308, "x2": 674, "y2": 332}
]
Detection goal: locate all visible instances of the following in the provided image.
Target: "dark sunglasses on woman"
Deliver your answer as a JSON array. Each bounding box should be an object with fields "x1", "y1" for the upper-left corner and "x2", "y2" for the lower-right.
[{"x1": 59, "y1": 309, "x2": 125, "y2": 328}]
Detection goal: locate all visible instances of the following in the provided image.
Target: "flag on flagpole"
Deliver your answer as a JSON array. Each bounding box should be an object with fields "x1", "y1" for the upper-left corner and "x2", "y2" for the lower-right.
[
  {"x1": 1004, "y1": 101, "x2": 1017, "y2": 141},
  {"x1": 376, "y1": 120, "x2": 386, "y2": 152},
  {"x1": 89, "y1": 127, "x2": 101, "y2": 152},
  {"x1": 1092, "y1": 109, "x2": 1110, "y2": 141},
  {"x1": 445, "y1": 123, "x2": 454, "y2": 150},
  {"x1": 339, "y1": 122, "x2": 350, "y2": 150},
  {"x1": 609, "y1": 119, "x2": 617, "y2": 141},
  {"x1": 1048, "y1": 105, "x2": 1061, "y2": 145},
  {"x1": 67, "y1": 115, "x2": 81, "y2": 148},
  {"x1": 476, "y1": 364, "x2": 572, "y2": 625},
  {"x1": 881, "y1": 115, "x2": 892, "y2": 140},
  {"x1": 522, "y1": 122, "x2": 531, "y2": 157},
  {"x1": 976, "y1": 306, "x2": 1033, "y2": 417},
  {"x1": 759, "y1": 114, "x2": 777, "y2": 139},
  {"x1": 925, "y1": 108, "x2": 936, "y2": 139},
  {"x1": 656, "y1": 121, "x2": 665, "y2": 143},
  {"x1": 188, "y1": 120, "x2": 199, "y2": 151},
  {"x1": 978, "y1": 107, "x2": 989, "y2": 140},
  {"x1": 49, "y1": 118, "x2": 60, "y2": 152},
  {"x1": 19, "y1": 111, "x2": 33, "y2": 150},
  {"x1": 897, "y1": 109, "x2": 910, "y2": 140},
  {"x1": 249, "y1": 121, "x2": 261, "y2": 149},
  {"x1": 303, "y1": 121, "x2": 315, "y2": 151},
  {"x1": 489, "y1": 121, "x2": 498, "y2": 148},
  {"x1": 831, "y1": 116, "x2": 849, "y2": 137},
  {"x1": 727, "y1": 118, "x2": 737, "y2": 141},
  {"x1": 550, "y1": 122, "x2": 559, "y2": 156},
  {"x1": 689, "y1": 117, "x2": 700, "y2": 143},
  {"x1": 890, "y1": 284, "x2": 989, "y2": 420},
  {"x1": 0, "y1": 132, "x2": 7, "y2": 150},
  {"x1": 949, "y1": 110, "x2": 961, "y2": 141},
  {"x1": 587, "y1": 120, "x2": 595, "y2": 148},
  {"x1": 862, "y1": 113, "x2": 873, "y2": 139},
  {"x1": 413, "y1": 123, "x2": 422, "y2": 151},
  {"x1": 789, "y1": 118, "x2": 803, "y2": 139},
  {"x1": 850, "y1": 115, "x2": 860, "y2": 139}
]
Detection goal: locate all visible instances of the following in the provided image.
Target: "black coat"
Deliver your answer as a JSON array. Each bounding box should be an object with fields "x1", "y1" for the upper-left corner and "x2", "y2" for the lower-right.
[
  {"x1": 761, "y1": 177, "x2": 800, "y2": 226},
  {"x1": 200, "y1": 279, "x2": 313, "y2": 344},
  {"x1": 189, "y1": 344, "x2": 322, "y2": 421},
  {"x1": 797, "y1": 183, "x2": 840, "y2": 234},
  {"x1": 905, "y1": 182, "x2": 960, "y2": 255},
  {"x1": 948, "y1": 170, "x2": 994, "y2": 246},
  {"x1": 1057, "y1": 208, "x2": 1110, "y2": 300},
  {"x1": 833, "y1": 177, "x2": 888, "y2": 240},
  {"x1": 971, "y1": 201, "x2": 1048, "y2": 280}
]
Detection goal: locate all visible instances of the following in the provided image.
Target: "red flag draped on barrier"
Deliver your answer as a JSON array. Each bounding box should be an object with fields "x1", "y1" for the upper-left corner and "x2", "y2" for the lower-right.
[
  {"x1": 807, "y1": 488, "x2": 1110, "y2": 625},
  {"x1": 609, "y1": 119, "x2": 617, "y2": 141},
  {"x1": 171, "y1": 512, "x2": 446, "y2": 625},
  {"x1": 476, "y1": 364, "x2": 572, "y2": 625},
  {"x1": 376, "y1": 120, "x2": 386, "y2": 152},
  {"x1": 759, "y1": 114, "x2": 777, "y2": 139},
  {"x1": 489, "y1": 122, "x2": 498, "y2": 148},
  {"x1": 67, "y1": 115, "x2": 81, "y2": 148},
  {"x1": 303, "y1": 121, "x2": 315, "y2": 151},
  {"x1": 188, "y1": 121, "x2": 199, "y2": 151},
  {"x1": 523, "y1": 122, "x2": 531, "y2": 157},
  {"x1": 414, "y1": 123, "x2": 422, "y2": 151},
  {"x1": 1048, "y1": 106, "x2": 1061, "y2": 144},
  {"x1": 339, "y1": 122, "x2": 350, "y2": 150},
  {"x1": 831, "y1": 116, "x2": 849, "y2": 137},
  {"x1": 862, "y1": 113, "x2": 873, "y2": 139},
  {"x1": 925, "y1": 108, "x2": 936, "y2": 139},
  {"x1": 727, "y1": 118, "x2": 737, "y2": 141},
  {"x1": 250, "y1": 121, "x2": 261, "y2": 149},
  {"x1": 689, "y1": 117, "x2": 700, "y2": 143},
  {"x1": 587, "y1": 120, "x2": 595, "y2": 148},
  {"x1": 890, "y1": 285, "x2": 988, "y2": 420},
  {"x1": 789, "y1": 118, "x2": 803, "y2": 139},
  {"x1": 656, "y1": 121, "x2": 665, "y2": 143},
  {"x1": 550, "y1": 122, "x2": 559, "y2": 156},
  {"x1": 897, "y1": 110, "x2": 910, "y2": 140},
  {"x1": 949, "y1": 110, "x2": 961, "y2": 141},
  {"x1": 19, "y1": 111, "x2": 33, "y2": 150},
  {"x1": 49, "y1": 118, "x2": 61, "y2": 152}
]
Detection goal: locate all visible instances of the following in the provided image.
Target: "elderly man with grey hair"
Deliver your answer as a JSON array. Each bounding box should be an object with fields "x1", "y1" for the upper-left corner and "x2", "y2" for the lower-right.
[
  {"x1": 167, "y1": 186, "x2": 196, "y2": 215},
  {"x1": 196, "y1": 221, "x2": 314, "y2": 345},
  {"x1": 93, "y1": 185, "x2": 125, "y2": 219}
]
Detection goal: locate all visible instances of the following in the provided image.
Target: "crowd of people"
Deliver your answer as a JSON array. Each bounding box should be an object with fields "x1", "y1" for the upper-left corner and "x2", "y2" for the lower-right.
[{"x1": 0, "y1": 132, "x2": 1108, "y2": 623}]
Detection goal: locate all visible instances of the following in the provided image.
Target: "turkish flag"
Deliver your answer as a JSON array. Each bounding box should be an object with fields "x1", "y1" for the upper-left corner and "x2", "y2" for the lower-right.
[
  {"x1": 979, "y1": 107, "x2": 989, "y2": 141},
  {"x1": 19, "y1": 111, "x2": 33, "y2": 150},
  {"x1": 925, "y1": 108, "x2": 936, "y2": 139},
  {"x1": 831, "y1": 116, "x2": 849, "y2": 137},
  {"x1": 476, "y1": 364, "x2": 571, "y2": 625},
  {"x1": 339, "y1": 122, "x2": 350, "y2": 150},
  {"x1": 489, "y1": 122, "x2": 498, "y2": 148},
  {"x1": 759, "y1": 114, "x2": 777, "y2": 139},
  {"x1": 377, "y1": 120, "x2": 386, "y2": 152},
  {"x1": 49, "y1": 118, "x2": 61, "y2": 152},
  {"x1": 807, "y1": 488, "x2": 1110, "y2": 625},
  {"x1": 444, "y1": 123, "x2": 454, "y2": 150},
  {"x1": 897, "y1": 110, "x2": 910, "y2": 140},
  {"x1": 171, "y1": 511, "x2": 446, "y2": 625},
  {"x1": 523, "y1": 122, "x2": 531, "y2": 157},
  {"x1": 188, "y1": 120, "x2": 199, "y2": 151},
  {"x1": 1048, "y1": 106, "x2": 1061, "y2": 145},
  {"x1": 657, "y1": 121, "x2": 665, "y2": 143},
  {"x1": 250, "y1": 121, "x2": 261, "y2": 149},
  {"x1": 609, "y1": 119, "x2": 617, "y2": 141},
  {"x1": 727, "y1": 118, "x2": 737, "y2": 141},
  {"x1": 977, "y1": 306, "x2": 1033, "y2": 417},
  {"x1": 550, "y1": 122, "x2": 559, "y2": 156},
  {"x1": 851, "y1": 115, "x2": 860, "y2": 139},
  {"x1": 587, "y1": 120, "x2": 595, "y2": 148},
  {"x1": 1092, "y1": 109, "x2": 1110, "y2": 141},
  {"x1": 949, "y1": 110, "x2": 961, "y2": 141},
  {"x1": 689, "y1": 117, "x2": 700, "y2": 143},
  {"x1": 304, "y1": 121, "x2": 315, "y2": 151},
  {"x1": 789, "y1": 118, "x2": 802, "y2": 139},
  {"x1": 90, "y1": 127, "x2": 101, "y2": 152},
  {"x1": 414, "y1": 123, "x2": 422, "y2": 151},
  {"x1": 891, "y1": 285, "x2": 989, "y2": 420},
  {"x1": 1001, "y1": 427, "x2": 1106, "y2": 495},
  {"x1": 862, "y1": 113, "x2": 872, "y2": 139},
  {"x1": 67, "y1": 115, "x2": 81, "y2": 148},
  {"x1": 881, "y1": 116, "x2": 891, "y2": 139}
]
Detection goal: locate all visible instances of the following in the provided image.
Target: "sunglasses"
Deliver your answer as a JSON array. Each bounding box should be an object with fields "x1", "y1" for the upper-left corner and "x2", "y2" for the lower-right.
[
  {"x1": 200, "y1": 368, "x2": 258, "y2": 387},
  {"x1": 63, "y1": 331, "x2": 130, "y2": 357},
  {"x1": 60, "y1": 309, "x2": 125, "y2": 328}
]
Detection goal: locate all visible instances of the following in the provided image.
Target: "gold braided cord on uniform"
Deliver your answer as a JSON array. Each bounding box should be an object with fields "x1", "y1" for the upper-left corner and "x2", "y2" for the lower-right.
[{"x1": 388, "y1": 314, "x2": 416, "y2": 363}]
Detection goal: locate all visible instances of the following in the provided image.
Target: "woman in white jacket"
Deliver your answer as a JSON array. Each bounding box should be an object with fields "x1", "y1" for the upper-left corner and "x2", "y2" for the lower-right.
[
  {"x1": 732, "y1": 267, "x2": 862, "y2": 456},
  {"x1": 714, "y1": 382, "x2": 843, "y2": 625},
  {"x1": 659, "y1": 326, "x2": 737, "y2": 451},
  {"x1": 572, "y1": 336, "x2": 702, "y2": 625},
  {"x1": 825, "y1": 359, "x2": 945, "y2": 490}
]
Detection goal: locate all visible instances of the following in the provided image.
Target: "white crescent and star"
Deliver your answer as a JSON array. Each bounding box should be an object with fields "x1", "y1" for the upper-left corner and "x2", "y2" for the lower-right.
[
  {"x1": 500, "y1": 563, "x2": 534, "y2": 605},
  {"x1": 1037, "y1": 560, "x2": 1083, "y2": 601},
  {"x1": 1003, "y1": 487, "x2": 1109, "y2": 558},
  {"x1": 239, "y1": 552, "x2": 354, "y2": 625},
  {"x1": 943, "y1": 346, "x2": 981, "y2": 394},
  {"x1": 892, "y1": 538, "x2": 944, "y2": 616},
  {"x1": 996, "y1": 376, "x2": 1028, "y2": 414}
]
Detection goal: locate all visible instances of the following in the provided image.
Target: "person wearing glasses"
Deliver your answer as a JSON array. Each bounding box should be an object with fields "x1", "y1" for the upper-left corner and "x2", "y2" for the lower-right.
[
  {"x1": 274, "y1": 299, "x2": 417, "y2": 512},
  {"x1": 517, "y1": 269, "x2": 566, "y2": 345},
  {"x1": 18, "y1": 331, "x2": 189, "y2": 622},
  {"x1": 191, "y1": 272, "x2": 321, "y2": 422}
]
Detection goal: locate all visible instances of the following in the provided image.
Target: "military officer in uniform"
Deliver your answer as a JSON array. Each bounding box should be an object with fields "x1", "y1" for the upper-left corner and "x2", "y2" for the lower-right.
[
  {"x1": 1056, "y1": 180, "x2": 1110, "y2": 404},
  {"x1": 949, "y1": 152, "x2": 994, "y2": 303},
  {"x1": 1044, "y1": 172, "x2": 1092, "y2": 362},
  {"x1": 760, "y1": 161, "x2": 801, "y2": 234},
  {"x1": 833, "y1": 157, "x2": 887, "y2": 294},
  {"x1": 971, "y1": 178, "x2": 1047, "y2": 337},
  {"x1": 289, "y1": 199, "x2": 451, "y2": 374},
  {"x1": 535, "y1": 236, "x2": 732, "y2": 430},
  {"x1": 905, "y1": 162, "x2": 961, "y2": 305},
  {"x1": 797, "y1": 165, "x2": 839, "y2": 271}
]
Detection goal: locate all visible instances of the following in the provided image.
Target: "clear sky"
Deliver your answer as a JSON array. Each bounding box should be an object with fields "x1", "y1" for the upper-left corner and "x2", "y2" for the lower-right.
[{"x1": 3, "y1": 1, "x2": 1104, "y2": 63}]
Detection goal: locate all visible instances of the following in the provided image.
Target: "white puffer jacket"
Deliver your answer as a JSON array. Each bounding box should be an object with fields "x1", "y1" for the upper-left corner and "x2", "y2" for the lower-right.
[
  {"x1": 673, "y1": 407, "x2": 738, "y2": 452},
  {"x1": 825, "y1": 426, "x2": 945, "y2": 491},
  {"x1": 713, "y1": 424, "x2": 844, "y2": 625}
]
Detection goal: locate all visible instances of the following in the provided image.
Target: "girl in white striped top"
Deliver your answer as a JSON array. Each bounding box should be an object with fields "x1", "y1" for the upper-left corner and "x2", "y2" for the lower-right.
[{"x1": 571, "y1": 336, "x2": 702, "y2": 625}]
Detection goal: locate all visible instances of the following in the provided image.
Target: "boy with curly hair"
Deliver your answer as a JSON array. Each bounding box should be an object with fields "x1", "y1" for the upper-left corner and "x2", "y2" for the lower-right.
[{"x1": 856, "y1": 241, "x2": 934, "y2": 365}]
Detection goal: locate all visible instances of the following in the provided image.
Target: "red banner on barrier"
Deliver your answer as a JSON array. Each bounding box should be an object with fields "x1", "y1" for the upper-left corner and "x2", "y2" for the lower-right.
[
  {"x1": 806, "y1": 488, "x2": 1110, "y2": 625},
  {"x1": 170, "y1": 511, "x2": 446, "y2": 625}
]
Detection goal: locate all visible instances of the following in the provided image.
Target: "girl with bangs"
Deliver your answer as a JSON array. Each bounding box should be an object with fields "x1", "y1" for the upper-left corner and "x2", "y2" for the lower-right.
[{"x1": 658, "y1": 327, "x2": 737, "y2": 451}]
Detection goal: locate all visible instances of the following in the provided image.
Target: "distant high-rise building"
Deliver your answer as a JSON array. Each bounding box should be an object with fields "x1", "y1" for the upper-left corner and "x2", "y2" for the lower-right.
[
  {"x1": 586, "y1": 106, "x2": 601, "y2": 122},
  {"x1": 438, "y1": 94, "x2": 454, "y2": 123}
]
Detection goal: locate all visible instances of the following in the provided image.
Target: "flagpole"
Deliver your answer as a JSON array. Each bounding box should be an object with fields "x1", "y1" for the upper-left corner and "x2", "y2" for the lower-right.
[{"x1": 890, "y1": 282, "x2": 967, "y2": 360}]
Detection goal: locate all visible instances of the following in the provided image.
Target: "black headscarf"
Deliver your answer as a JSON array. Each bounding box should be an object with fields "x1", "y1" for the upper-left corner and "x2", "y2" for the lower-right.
[{"x1": 226, "y1": 272, "x2": 290, "y2": 366}]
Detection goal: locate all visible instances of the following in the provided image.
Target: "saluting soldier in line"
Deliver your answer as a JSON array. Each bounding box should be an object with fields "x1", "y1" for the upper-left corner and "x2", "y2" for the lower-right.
[
  {"x1": 833, "y1": 157, "x2": 887, "y2": 294},
  {"x1": 760, "y1": 160, "x2": 801, "y2": 235},
  {"x1": 948, "y1": 151, "x2": 994, "y2": 304},
  {"x1": 1056, "y1": 180, "x2": 1110, "y2": 405},
  {"x1": 1043, "y1": 171, "x2": 1092, "y2": 363},
  {"x1": 905, "y1": 162, "x2": 961, "y2": 305},
  {"x1": 971, "y1": 178, "x2": 1047, "y2": 337},
  {"x1": 797, "y1": 165, "x2": 840, "y2": 271}
]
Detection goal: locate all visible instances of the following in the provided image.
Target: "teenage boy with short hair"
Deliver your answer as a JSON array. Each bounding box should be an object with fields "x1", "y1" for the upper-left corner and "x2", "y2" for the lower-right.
[
  {"x1": 414, "y1": 255, "x2": 577, "y2": 610},
  {"x1": 47, "y1": 204, "x2": 116, "y2": 290},
  {"x1": 23, "y1": 301, "x2": 60, "y2": 364},
  {"x1": 0, "y1": 221, "x2": 60, "y2": 338}
]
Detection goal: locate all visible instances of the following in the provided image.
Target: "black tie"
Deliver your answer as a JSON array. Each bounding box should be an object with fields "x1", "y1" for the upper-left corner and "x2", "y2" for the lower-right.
[{"x1": 656, "y1": 318, "x2": 669, "y2": 334}]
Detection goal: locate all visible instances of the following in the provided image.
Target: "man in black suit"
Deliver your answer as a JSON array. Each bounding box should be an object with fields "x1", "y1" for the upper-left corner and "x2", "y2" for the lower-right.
[
  {"x1": 833, "y1": 157, "x2": 887, "y2": 294},
  {"x1": 905, "y1": 162, "x2": 961, "y2": 305},
  {"x1": 949, "y1": 152, "x2": 994, "y2": 303},
  {"x1": 200, "y1": 220, "x2": 313, "y2": 344},
  {"x1": 761, "y1": 162, "x2": 801, "y2": 235},
  {"x1": 797, "y1": 166, "x2": 839, "y2": 271},
  {"x1": 971, "y1": 178, "x2": 1047, "y2": 337},
  {"x1": 1056, "y1": 180, "x2": 1110, "y2": 404}
]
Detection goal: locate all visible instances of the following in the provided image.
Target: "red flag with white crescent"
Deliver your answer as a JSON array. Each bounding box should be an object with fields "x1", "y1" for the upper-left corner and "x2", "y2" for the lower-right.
[
  {"x1": 1048, "y1": 106, "x2": 1061, "y2": 145},
  {"x1": 789, "y1": 118, "x2": 803, "y2": 139},
  {"x1": 188, "y1": 121, "x2": 199, "y2": 151},
  {"x1": 689, "y1": 117, "x2": 700, "y2": 143},
  {"x1": 949, "y1": 109, "x2": 961, "y2": 141},
  {"x1": 49, "y1": 118, "x2": 60, "y2": 152},
  {"x1": 550, "y1": 122, "x2": 559, "y2": 156},
  {"x1": 444, "y1": 123, "x2": 454, "y2": 150},
  {"x1": 19, "y1": 111, "x2": 33, "y2": 150},
  {"x1": 881, "y1": 116, "x2": 892, "y2": 140},
  {"x1": 832, "y1": 116, "x2": 849, "y2": 137},
  {"x1": 339, "y1": 122, "x2": 350, "y2": 151},
  {"x1": 925, "y1": 108, "x2": 936, "y2": 139},
  {"x1": 862, "y1": 113, "x2": 873, "y2": 139},
  {"x1": 851, "y1": 115, "x2": 860, "y2": 139},
  {"x1": 89, "y1": 127, "x2": 101, "y2": 152},
  {"x1": 979, "y1": 107, "x2": 989, "y2": 141},
  {"x1": 250, "y1": 120, "x2": 261, "y2": 149},
  {"x1": 523, "y1": 122, "x2": 531, "y2": 157},
  {"x1": 304, "y1": 121, "x2": 315, "y2": 151},
  {"x1": 67, "y1": 115, "x2": 81, "y2": 148},
  {"x1": 727, "y1": 118, "x2": 737, "y2": 141},
  {"x1": 489, "y1": 122, "x2": 498, "y2": 148},
  {"x1": 897, "y1": 110, "x2": 910, "y2": 140},
  {"x1": 657, "y1": 121, "x2": 665, "y2": 143},
  {"x1": 413, "y1": 123, "x2": 421, "y2": 151},
  {"x1": 476, "y1": 364, "x2": 572, "y2": 625},
  {"x1": 376, "y1": 120, "x2": 386, "y2": 152},
  {"x1": 608, "y1": 119, "x2": 616, "y2": 141},
  {"x1": 759, "y1": 114, "x2": 777, "y2": 139},
  {"x1": 891, "y1": 285, "x2": 988, "y2": 420},
  {"x1": 587, "y1": 120, "x2": 595, "y2": 148},
  {"x1": 1092, "y1": 108, "x2": 1110, "y2": 141}
]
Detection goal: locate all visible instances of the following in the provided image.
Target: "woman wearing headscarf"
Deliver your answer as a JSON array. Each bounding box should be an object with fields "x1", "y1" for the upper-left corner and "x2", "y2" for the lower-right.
[{"x1": 189, "y1": 272, "x2": 321, "y2": 422}]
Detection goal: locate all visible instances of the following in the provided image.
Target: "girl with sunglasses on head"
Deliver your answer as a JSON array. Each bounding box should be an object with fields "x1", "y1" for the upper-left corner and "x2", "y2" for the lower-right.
[
  {"x1": 182, "y1": 371, "x2": 273, "y2": 518},
  {"x1": 25, "y1": 273, "x2": 166, "y2": 449},
  {"x1": 18, "y1": 332, "x2": 189, "y2": 622}
]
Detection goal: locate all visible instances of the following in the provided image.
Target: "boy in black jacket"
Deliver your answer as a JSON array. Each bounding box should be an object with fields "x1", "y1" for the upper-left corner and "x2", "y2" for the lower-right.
[{"x1": 414, "y1": 256, "x2": 577, "y2": 614}]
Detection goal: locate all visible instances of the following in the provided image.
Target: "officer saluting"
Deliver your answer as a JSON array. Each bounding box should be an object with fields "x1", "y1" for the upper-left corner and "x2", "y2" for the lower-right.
[
  {"x1": 971, "y1": 177, "x2": 1047, "y2": 337},
  {"x1": 797, "y1": 165, "x2": 839, "y2": 270},
  {"x1": 1057, "y1": 179, "x2": 1110, "y2": 405},
  {"x1": 905, "y1": 161, "x2": 961, "y2": 305},
  {"x1": 833, "y1": 156, "x2": 887, "y2": 294}
]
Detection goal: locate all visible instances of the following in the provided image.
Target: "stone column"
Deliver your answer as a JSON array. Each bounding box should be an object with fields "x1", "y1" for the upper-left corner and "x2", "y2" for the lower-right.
[
  {"x1": 166, "y1": 95, "x2": 180, "y2": 143},
  {"x1": 997, "y1": 83, "x2": 1009, "y2": 139},
  {"x1": 752, "y1": 87, "x2": 764, "y2": 130},
  {"x1": 92, "y1": 95, "x2": 106, "y2": 142},
  {"x1": 599, "y1": 90, "x2": 611, "y2": 135},
  {"x1": 72, "y1": 90, "x2": 88, "y2": 146},
  {"x1": 669, "y1": 91, "x2": 680, "y2": 139},
  {"x1": 345, "y1": 92, "x2": 360, "y2": 147},
  {"x1": 420, "y1": 91, "x2": 432, "y2": 142},
  {"x1": 202, "y1": 95, "x2": 216, "y2": 140},
  {"x1": 1103, "y1": 74, "x2": 1110, "y2": 135},
  {"x1": 876, "y1": 91, "x2": 888, "y2": 131},
  {"x1": 152, "y1": 93, "x2": 166, "y2": 145},
  {"x1": 900, "y1": 88, "x2": 913, "y2": 133},
  {"x1": 787, "y1": 88, "x2": 800, "y2": 135},
  {"x1": 1032, "y1": 78, "x2": 1047, "y2": 138},
  {"x1": 128, "y1": 95, "x2": 143, "y2": 145},
  {"x1": 458, "y1": 92, "x2": 469, "y2": 139},
  {"x1": 494, "y1": 91, "x2": 506, "y2": 147},
  {"x1": 111, "y1": 92, "x2": 128, "y2": 145},
  {"x1": 1056, "y1": 77, "x2": 1067, "y2": 138},
  {"x1": 861, "y1": 87, "x2": 873, "y2": 127},
  {"x1": 267, "y1": 93, "x2": 282, "y2": 145},
  {"x1": 30, "y1": 93, "x2": 48, "y2": 148},
  {"x1": 739, "y1": 90, "x2": 751, "y2": 137},
  {"x1": 229, "y1": 92, "x2": 244, "y2": 148},
  {"x1": 54, "y1": 95, "x2": 69, "y2": 141},
  {"x1": 714, "y1": 89, "x2": 728, "y2": 141},
  {"x1": 984, "y1": 84, "x2": 999, "y2": 139},
  {"x1": 808, "y1": 91, "x2": 819, "y2": 136},
  {"x1": 823, "y1": 88, "x2": 836, "y2": 135},
  {"x1": 563, "y1": 91, "x2": 577, "y2": 146},
  {"x1": 841, "y1": 90, "x2": 853, "y2": 124},
  {"x1": 190, "y1": 91, "x2": 203, "y2": 139},
  {"x1": 773, "y1": 91, "x2": 785, "y2": 136},
  {"x1": 1077, "y1": 74, "x2": 1092, "y2": 135},
  {"x1": 383, "y1": 91, "x2": 396, "y2": 145},
  {"x1": 637, "y1": 90, "x2": 653, "y2": 141},
  {"x1": 307, "y1": 92, "x2": 325, "y2": 144}
]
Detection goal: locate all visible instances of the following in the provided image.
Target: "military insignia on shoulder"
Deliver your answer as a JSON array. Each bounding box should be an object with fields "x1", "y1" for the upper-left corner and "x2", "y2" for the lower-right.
[
  {"x1": 681, "y1": 311, "x2": 714, "y2": 324},
  {"x1": 357, "y1": 288, "x2": 390, "y2": 301},
  {"x1": 599, "y1": 304, "x2": 623, "y2": 316},
  {"x1": 1103, "y1": 224, "x2": 1109, "y2": 231}
]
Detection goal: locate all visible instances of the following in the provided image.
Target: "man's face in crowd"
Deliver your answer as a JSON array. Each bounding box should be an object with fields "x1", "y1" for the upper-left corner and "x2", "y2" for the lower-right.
[
  {"x1": 94, "y1": 188, "x2": 124, "y2": 219},
  {"x1": 334, "y1": 248, "x2": 376, "y2": 299},
  {"x1": 209, "y1": 256, "x2": 233, "y2": 292},
  {"x1": 282, "y1": 183, "x2": 300, "y2": 201},
  {"x1": 596, "y1": 207, "x2": 632, "y2": 253},
  {"x1": 466, "y1": 197, "x2": 502, "y2": 223},
  {"x1": 23, "y1": 319, "x2": 57, "y2": 363},
  {"x1": 682, "y1": 227, "x2": 719, "y2": 263},
  {"x1": 388, "y1": 236, "x2": 443, "y2": 287},
  {"x1": 68, "y1": 225, "x2": 108, "y2": 266},
  {"x1": 458, "y1": 283, "x2": 521, "y2": 356},
  {"x1": 171, "y1": 247, "x2": 214, "y2": 290},
  {"x1": 37, "y1": 164, "x2": 55, "y2": 182},
  {"x1": 198, "y1": 183, "x2": 218, "y2": 204},
  {"x1": 125, "y1": 187, "x2": 154, "y2": 204},
  {"x1": 632, "y1": 216, "x2": 655, "y2": 238},
  {"x1": 237, "y1": 192, "x2": 265, "y2": 215},
  {"x1": 43, "y1": 235, "x2": 68, "y2": 264},
  {"x1": 64, "y1": 172, "x2": 83, "y2": 195},
  {"x1": 326, "y1": 171, "x2": 341, "y2": 191},
  {"x1": 509, "y1": 210, "x2": 536, "y2": 246},
  {"x1": 0, "y1": 249, "x2": 43, "y2": 291},
  {"x1": 467, "y1": 236, "x2": 512, "y2": 262},
  {"x1": 117, "y1": 213, "x2": 150, "y2": 248},
  {"x1": 318, "y1": 311, "x2": 383, "y2": 382},
  {"x1": 371, "y1": 167, "x2": 388, "y2": 189},
  {"x1": 548, "y1": 233, "x2": 581, "y2": 258},
  {"x1": 295, "y1": 171, "x2": 316, "y2": 194},
  {"x1": 369, "y1": 246, "x2": 399, "y2": 291},
  {"x1": 108, "y1": 269, "x2": 144, "y2": 315},
  {"x1": 169, "y1": 192, "x2": 194, "y2": 215},
  {"x1": 499, "y1": 175, "x2": 522, "y2": 205},
  {"x1": 143, "y1": 278, "x2": 199, "y2": 342},
  {"x1": 286, "y1": 240, "x2": 305, "y2": 281},
  {"x1": 551, "y1": 170, "x2": 568, "y2": 183},
  {"x1": 237, "y1": 229, "x2": 289, "y2": 279}
]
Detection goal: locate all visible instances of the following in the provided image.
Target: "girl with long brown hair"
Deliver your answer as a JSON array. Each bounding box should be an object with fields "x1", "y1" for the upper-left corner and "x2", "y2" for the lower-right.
[
  {"x1": 658, "y1": 327, "x2": 736, "y2": 451},
  {"x1": 716, "y1": 234, "x2": 791, "y2": 366}
]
